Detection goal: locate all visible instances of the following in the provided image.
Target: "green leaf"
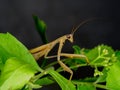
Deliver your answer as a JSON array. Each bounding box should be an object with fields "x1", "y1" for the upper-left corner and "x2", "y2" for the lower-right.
[
  {"x1": 33, "y1": 15, "x2": 48, "y2": 67},
  {"x1": 77, "y1": 84, "x2": 96, "y2": 90},
  {"x1": 48, "y1": 69, "x2": 76, "y2": 90},
  {"x1": 78, "y1": 77, "x2": 97, "y2": 82},
  {"x1": 0, "y1": 58, "x2": 36, "y2": 90},
  {"x1": 86, "y1": 44, "x2": 115, "y2": 66},
  {"x1": 115, "y1": 51, "x2": 120, "y2": 61},
  {"x1": 106, "y1": 61, "x2": 120, "y2": 90},
  {"x1": 73, "y1": 45, "x2": 81, "y2": 54},
  {"x1": 0, "y1": 45, "x2": 12, "y2": 70},
  {"x1": 0, "y1": 33, "x2": 41, "y2": 71},
  {"x1": 72, "y1": 45, "x2": 89, "y2": 54},
  {"x1": 32, "y1": 15, "x2": 48, "y2": 44},
  {"x1": 35, "y1": 77, "x2": 54, "y2": 86}
]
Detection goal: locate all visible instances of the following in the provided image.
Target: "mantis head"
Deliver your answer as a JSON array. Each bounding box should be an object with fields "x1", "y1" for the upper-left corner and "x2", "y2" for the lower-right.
[
  {"x1": 66, "y1": 34, "x2": 74, "y2": 43},
  {"x1": 66, "y1": 25, "x2": 80, "y2": 43}
]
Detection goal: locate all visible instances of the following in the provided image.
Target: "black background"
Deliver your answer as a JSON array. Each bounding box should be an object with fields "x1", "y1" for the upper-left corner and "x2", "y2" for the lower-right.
[{"x1": 0, "y1": 0, "x2": 119, "y2": 90}]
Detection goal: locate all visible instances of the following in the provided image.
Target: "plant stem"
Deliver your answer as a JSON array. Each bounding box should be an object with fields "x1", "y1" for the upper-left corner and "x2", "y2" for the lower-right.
[
  {"x1": 31, "y1": 70, "x2": 47, "y2": 82},
  {"x1": 72, "y1": 80, "x2": 107, "y2": 89},
  {"x1": 41, "y1": 58, "x2": 48, "y2": 68},
  {"x1": 93, "y1": 83, "x2": 108, "y2": 89},
  {"x1": 44, "y1": 60, "x2": 58, "y2": 69}
]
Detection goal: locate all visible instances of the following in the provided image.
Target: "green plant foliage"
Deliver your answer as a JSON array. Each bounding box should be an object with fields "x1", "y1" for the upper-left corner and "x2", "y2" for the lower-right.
[
  {"x1": 33, "y1": 15, "x2": 48, "y2": 68},
  {"x1": 73, "y1": 45, "x2": 82, "y2": 54},
  {"x1": 115, "y1": 51, "x2": 120, "y2": 61},
  {"x1": 32, "y1": 15, "x2": 48, "y2": 44},
  {"x1": 48, "y1": 69, "x2": 76, "y2": 90},
  {"x1": 77, "y1": 84, "x2": 96, "y2": 90},
  {"x1": 0, "y1": 58, "x2": 36, "y2": 90},
  {"x1": 73, "y1": 45, "x2": 89, "y2": 54},
  {"x1": 106, "y1": 61, "x2": 120, "y2": 90},
  {"x1": 86, "y1": 45, "x2": 115, "y2": 66},
  {"x1": 35, "y1": 77, "x2": 54, "y2": 86},
  {"x1": 0, "y1": 33, "x2": 43, "y2": 89},
  {"x1": 0, "y1": 33, "x2": 41, "y2": 71},
  {"x1": 63, "y1": 44, "x2": 119, "y2": 90},
  {"x1": 0, "y1": 46, "x2": 11, "y2": 70}
]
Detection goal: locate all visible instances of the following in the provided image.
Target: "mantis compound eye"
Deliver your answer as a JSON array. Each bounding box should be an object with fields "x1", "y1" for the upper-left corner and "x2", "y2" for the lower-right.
[
  {"x1": 66, "y1": 34, "x2": 72, "y2": 39},
  {"x1": 66, "y1": 34, "x2": 73, "y2": 43}
]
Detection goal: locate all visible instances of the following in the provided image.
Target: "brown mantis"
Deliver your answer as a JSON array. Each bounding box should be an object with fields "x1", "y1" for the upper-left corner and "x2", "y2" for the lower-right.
[{"x1": 29, "y1": 19, "x2": 93, "y2": 80}]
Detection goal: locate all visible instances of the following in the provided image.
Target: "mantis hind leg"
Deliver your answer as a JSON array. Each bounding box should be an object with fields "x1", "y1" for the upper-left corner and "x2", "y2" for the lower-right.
[
  {"x1": 44, "y1": 53, "x2": 89, "y2": 64},
  {"x1": 58, "y1": 60, "x2": 73, "y2": 81},
  {"x1": 60, "y1": 53, "x2": 89, "y2": 64}
]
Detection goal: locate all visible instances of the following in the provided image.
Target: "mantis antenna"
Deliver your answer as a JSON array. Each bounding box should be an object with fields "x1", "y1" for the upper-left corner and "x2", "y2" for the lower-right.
[{"x1": 71, "y1": 18, "x2": 97, "y2": 36}]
